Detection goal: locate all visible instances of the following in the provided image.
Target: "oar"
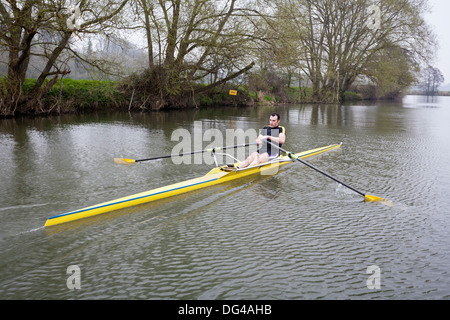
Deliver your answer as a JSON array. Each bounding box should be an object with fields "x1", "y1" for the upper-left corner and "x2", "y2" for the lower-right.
[
  {"x1": 114, "y1": 143, "x2": 257, "y2": 164},
  {"x1": 264, "y1": 139, "x2": 389, "y2": 203}
]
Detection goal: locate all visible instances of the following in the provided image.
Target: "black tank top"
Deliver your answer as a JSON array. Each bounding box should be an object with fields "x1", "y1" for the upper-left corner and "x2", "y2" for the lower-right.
[{"x1": 259, "y1": 126, "x2": 285, "y2": 155}]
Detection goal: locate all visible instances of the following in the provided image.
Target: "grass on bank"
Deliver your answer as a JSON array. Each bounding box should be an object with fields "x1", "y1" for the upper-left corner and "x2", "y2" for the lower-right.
[
  {"x1": 283, "y1": 86, "x2": 362, "y2": 102},
  {"x1": 23, "y1": 78, "x2": 129, "y2": 111}
]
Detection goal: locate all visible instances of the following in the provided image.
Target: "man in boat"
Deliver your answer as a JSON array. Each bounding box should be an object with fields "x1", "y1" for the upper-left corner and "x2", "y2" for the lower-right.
[{"x1": 235, "y1": 112, "x2": 286, "y2": 169}]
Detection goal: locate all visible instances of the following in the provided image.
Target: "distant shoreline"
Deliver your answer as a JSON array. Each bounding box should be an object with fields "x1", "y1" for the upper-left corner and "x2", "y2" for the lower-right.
[{"x1": 406, "y1": 91, "x2": 450, "y2": 96}]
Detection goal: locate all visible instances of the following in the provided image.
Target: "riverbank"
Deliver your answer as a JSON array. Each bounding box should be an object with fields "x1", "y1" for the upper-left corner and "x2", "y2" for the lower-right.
[
  {"x1": 2, "y1": 77, "x2": 387, "y2": 117},
  {"x1": 406, "y1": 90, "x2": 450, "y2": 96}
]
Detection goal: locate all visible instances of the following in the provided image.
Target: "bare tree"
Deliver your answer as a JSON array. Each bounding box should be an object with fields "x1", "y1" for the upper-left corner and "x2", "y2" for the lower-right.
[
  {"x1": 419, "y1": 66, "x2": 444, "y2": 96},
  {"x1": 271, "y1": 0, "x2": 436, "y2": 102},
  {"x1": 128, "y1": 0, "x2": 259, "y2": 109},
  {"x1": 0, "y1": 0, "x2": 129, "y2": 115}
]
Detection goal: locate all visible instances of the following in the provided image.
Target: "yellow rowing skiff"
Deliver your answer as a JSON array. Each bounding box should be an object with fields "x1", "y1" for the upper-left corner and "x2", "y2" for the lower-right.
[{"x1": 44, "y1": 143, "x2": 342, "y2": 227}]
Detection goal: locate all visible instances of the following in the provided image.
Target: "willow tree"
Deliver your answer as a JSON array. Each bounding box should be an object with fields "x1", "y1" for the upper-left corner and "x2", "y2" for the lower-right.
[
  {"x1": 129, "y1": 0, "x2": 257, "y2": 109},
  {"x1": 273, "y1": 0, "x2": 436, "y2": 102},
  {"x1": 0, "y1": 0, "x2": 129, "y2": 115}
]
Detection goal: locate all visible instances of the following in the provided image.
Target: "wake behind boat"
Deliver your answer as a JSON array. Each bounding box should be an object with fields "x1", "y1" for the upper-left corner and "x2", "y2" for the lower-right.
[{"x1": 44, "y1": 143, "x2": 342, "y2": 227}]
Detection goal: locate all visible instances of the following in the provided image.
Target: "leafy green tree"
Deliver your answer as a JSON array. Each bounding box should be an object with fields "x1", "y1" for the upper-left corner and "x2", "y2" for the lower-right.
[{"x1": 363, "y1": 45, "x2": 418, "y2": 98}]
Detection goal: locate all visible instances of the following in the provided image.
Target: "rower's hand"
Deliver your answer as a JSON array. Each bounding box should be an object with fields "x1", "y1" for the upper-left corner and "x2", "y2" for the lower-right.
[{"x1": 256, "y1": 136, "x2": 267, "y2": 144}]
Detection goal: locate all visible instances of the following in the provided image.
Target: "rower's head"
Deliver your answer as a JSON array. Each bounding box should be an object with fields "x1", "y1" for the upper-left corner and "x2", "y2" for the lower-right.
[{"x1": 269, "y1": 113, "x2": 281, "y2": 128}]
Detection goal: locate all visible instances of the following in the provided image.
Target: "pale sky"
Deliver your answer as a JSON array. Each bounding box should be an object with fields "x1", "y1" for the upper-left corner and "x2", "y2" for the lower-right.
[{"x1": 424, "y1": 0, "x2": 450, "y2": 85}]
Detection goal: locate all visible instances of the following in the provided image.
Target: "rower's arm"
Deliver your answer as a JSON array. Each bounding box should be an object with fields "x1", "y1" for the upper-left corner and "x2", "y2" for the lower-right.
[
  {"x1": 258, "y1": 132, "x2": 285, "y2": 145},
  {"x1": 267, "y1": 132, "x2": 285, "y2": 145}
]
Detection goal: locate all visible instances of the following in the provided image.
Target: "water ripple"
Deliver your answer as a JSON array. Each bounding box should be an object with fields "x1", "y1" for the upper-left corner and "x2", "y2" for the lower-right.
[{"x1": 2, "y1": 100, "x2": 450, "y2": 299}]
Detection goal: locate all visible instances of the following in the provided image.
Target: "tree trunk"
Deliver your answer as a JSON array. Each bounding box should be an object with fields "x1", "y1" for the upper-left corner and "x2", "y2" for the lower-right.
[{"x1": 141, "y1": 0, "x2": 154, "y2": 69}]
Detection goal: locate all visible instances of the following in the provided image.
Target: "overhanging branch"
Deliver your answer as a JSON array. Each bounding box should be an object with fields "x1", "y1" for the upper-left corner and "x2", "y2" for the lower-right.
[{"x1": 194, "y1": 61, "x2": 255, "y2": 94}]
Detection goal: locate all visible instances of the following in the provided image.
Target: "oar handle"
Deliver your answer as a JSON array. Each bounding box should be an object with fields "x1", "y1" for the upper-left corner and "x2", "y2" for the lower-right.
[{"x1": 206, "y1": 142, "x2": 257, "y2": 153}]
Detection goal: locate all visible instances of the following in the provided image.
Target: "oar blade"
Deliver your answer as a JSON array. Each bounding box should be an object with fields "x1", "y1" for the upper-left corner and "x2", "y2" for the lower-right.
[
  {"x1": 114, "y1": 158, "x2": 136, "y2": 164},
  {"x1": 364, "y1": 194, "x2": 383, "y2": 202},
  {"x1": 364, "y1": 194, "x2": 393, "y2": 207}
]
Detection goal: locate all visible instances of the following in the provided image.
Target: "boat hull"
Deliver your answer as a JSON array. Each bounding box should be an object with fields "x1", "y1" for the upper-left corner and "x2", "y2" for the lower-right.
[{"x1": 44, "y1": 143, "x2": 341, "y2": 227}]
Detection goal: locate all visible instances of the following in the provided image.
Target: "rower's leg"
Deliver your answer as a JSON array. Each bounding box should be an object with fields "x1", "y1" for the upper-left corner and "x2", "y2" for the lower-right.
[
  {"x1": 239, "y1": 152, "x2": 258, "y2": 168},
  {"x1": 249, "y1": 153, "x2": 260, "y2": 166},
  {"x1": 252, "y1": 152, "x2": 269, "y2": 166}
]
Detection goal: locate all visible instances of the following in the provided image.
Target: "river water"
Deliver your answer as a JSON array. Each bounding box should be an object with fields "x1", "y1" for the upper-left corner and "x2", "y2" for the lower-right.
[{"x1": 0, "y1": 95, "x2": 449, "y2": 300}]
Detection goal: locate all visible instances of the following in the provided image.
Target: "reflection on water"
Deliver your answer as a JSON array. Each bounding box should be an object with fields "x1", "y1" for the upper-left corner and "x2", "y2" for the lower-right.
[{"x1": 1, "y1": 95, "x2": 450, "y2": 299}]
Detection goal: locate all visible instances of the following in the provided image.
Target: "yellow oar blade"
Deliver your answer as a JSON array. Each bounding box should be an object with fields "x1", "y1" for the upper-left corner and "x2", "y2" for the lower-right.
[
  {"x1": 114, "y1": 158, "x2": 136, "y2": 164},
  {"x1": 364, "y1": 194, "x2": 383, "y2": 202},
  {"x1": 364, "y1": 194, "x2": 393, "y2": 207}
]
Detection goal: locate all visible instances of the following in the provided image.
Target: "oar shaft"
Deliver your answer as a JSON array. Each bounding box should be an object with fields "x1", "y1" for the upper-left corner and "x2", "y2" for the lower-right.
[
  {"x1": 289, "y1": 153, "x2": 366, "y2": 197},
  {"x1": 135, "y1": 148, "x2": 209, "y2": 163},
  {"x1": 131, "y1": 142, "x2": 256, "y2": 163},
  {"x1": 264, "y1": 139, "x2": 366, "y2": 197}
]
